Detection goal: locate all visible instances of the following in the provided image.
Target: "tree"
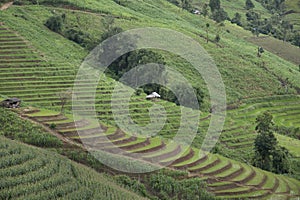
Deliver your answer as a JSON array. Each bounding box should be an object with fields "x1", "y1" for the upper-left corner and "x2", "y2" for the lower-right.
[
  {"x1": 58, "y1": 89, "x2": 72, "y2": 114},
  {"x1": 257, "y1": 46, "x2": 264, "y2": 57},
  {"x1": 253, "y1": 112, "x2": 291, "y2": 174},
  {"x1": 231, "y1": 12, "x2": 242, "y2": 26},
  {"x1": 245, "y1": 0, "x2": 255, "y2": 10},
  {"x1": 180, "y1": 0, "x2": 192, "y2": 11},
  {"x1": 214, "y1": 34, "x2": 221, "y2": 44},
  {"x1": 211, "y1": 8, "x2": 229, "y2": 23},
  {"x1": 202, "y1": 3, "x2": 209, "y2": 17},
  {"x1": 44, "y1": 14, "x2": 65, "y2": 33},
  {"x1": 253, "y1": 112, "x2": 277, "y2": 171},
  {"x1": 209, "y1": 0, "x2": 220, "y2": 12},
  {"x1": 205, "y1": 23, "x2": 210, "y2": 43},
  {"x1": 281, "y1": 21, "x2": 293, "y2": 42},
  {"x1": 292, "y1": 33, "x2": 300, "y2": 47},
  {"x1": 280, "y1": 77, "x2": 289, "y2": 93},
  {"x1": 272, "y1": 146, "x2": 291, "y2": 174}
]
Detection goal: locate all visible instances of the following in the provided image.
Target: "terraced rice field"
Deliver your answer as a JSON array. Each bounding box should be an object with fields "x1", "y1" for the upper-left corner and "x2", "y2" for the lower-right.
[
  {"x1": 1, "y1": 22, "x2": 300, "y2": 199},
  {"x1": 21, "y1": 107, "x2": 300, "y2": 199},
  {"x1": 0, "y1": 26, "x2": 76, "y2": 108},
  {"x1": 0, "y1": 137, "x2": 146, "y2": 200},
  {"x1": 220, "y1": 95, "x2": 300, "y2": 156}
]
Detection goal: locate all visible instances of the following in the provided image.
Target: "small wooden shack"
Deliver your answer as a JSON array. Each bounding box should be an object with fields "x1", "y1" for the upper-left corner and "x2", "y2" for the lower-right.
[{"x1": 1, "y1": 98, "x2": 21, "y2": 108}]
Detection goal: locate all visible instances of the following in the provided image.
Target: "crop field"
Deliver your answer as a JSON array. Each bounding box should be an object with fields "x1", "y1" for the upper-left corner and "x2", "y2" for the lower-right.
[
  {"x1": 20, "y1": 106, "x2": 300, "y2": 199},
  {"x1": 247, "y1": 36, "x2": 300, "y2": 65},
  {"x1": 0, "y1": 137, "x2": 146, "y2": 200}
]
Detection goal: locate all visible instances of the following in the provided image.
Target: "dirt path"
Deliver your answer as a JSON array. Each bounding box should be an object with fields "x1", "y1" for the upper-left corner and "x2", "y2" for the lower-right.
[
  {"x1": 20, "y1": 115, "x2": 82, "y2": 148},
  {"x1": 0, "y1": 2, "x2": 13, "y2": 11}
]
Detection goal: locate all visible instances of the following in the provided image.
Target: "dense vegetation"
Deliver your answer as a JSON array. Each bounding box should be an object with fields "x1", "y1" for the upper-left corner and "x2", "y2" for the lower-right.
[
  {"x1": 253, "y1": 112, "x2": 291, "y2": 174},
  {"x1": 190, "y1": 0, "x2": 300, "y2": 47},
  {"x1": 0, "y1": 108, "x2": 62, "y2": 148}
]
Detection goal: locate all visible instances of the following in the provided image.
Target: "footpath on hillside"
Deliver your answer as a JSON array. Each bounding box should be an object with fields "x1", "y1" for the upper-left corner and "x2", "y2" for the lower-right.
[{"x1": 0, "y1": 2, "x2": 13, "y2": 11}]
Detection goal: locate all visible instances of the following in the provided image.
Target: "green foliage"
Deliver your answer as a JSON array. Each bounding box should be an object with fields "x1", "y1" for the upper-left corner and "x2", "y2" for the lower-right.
[
  {"x1": 245, "y1": 0, "x2": 255, "y2": 10},
  {"x1": 13, "y1": 0, "x2": 39, "y2": 5},
  {"x1": 214, "y1": 34, "x2": 221, "y2": 43},
  {"x1": 165, "y1": 0, "x2": 192, "y2": 11},
  {"x1": 255, "y1": 0, "x2": 285, "y2": 12},
  {"x1": 231, "y1": 12, "x2": 242, "y2": 26},
  {"x1": 180, "y1": 0, "x2": 192, "y2": 11},
  {"x1": 100, "y1": 25, "x2": 204, "y2": 109},
  {"x1": 253, "y1": 112, "x2": 291, "y2": 174},
  {"x1": 0, "y1": 108, "x2": 62, "y2": 148},
  {"x1": 209, "y1": 0, "x2": 220, "y2": 12},
  {"x1": 255, "y1": 111, "x2": 274, "y2": 133},
  {"x1": 274, "y1": 125, "x2": 300, "y2": 139},
  {"x1": 272, "y1": 146, "x2": 291, "y2": 174},
  {"x1": 292, "y1": 32, "x2": 300, "y2": 47},
  {"x1": 115, "y1": 175, "x2": 148, "y2": 197},
  {"x1": 202, "y1": 3, "x2": 209, "y2": 17},
  {"x1": 211, "y1": 8, "x2": 229, "y2": 23},
  {"x1": 44, "y1": 14, "x2": 65, "y2": 33},
  {"x1": 148, "y1": 173, "x2": 217, "y2": 200},
  {"x1": 135, "y1": 88, "x2": 143, "y2": 96},
  {"x1": 49, "y1": 123, "x2": 57, "y2": 129},
  {"x1": 65, "y1": 28, "x2": 93, "y2": 49}
]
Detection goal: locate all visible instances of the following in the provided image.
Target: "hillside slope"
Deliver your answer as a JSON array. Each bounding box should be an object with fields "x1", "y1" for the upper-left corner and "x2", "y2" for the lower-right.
[
  {"x1": 0, "y1": 136, "x2": 147, "y2": 200},
  {"x1": 0, "y1": 1, "x2": 299, "y2": 104},
  {"x1": 0, "y1": 1, "x2": 300, "y2": 199}
]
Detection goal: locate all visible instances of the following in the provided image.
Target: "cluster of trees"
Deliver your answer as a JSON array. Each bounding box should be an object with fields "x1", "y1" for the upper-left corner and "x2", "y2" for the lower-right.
[
  {"x1": 190, "y1": 0, "x2": 300, "y2": 47},
  {"x1": 208, "y1": 0, "x2": 229, "y2": 23},
  {"x1": 255, "y1": 0, "x2": 285, "y2": 13},
  {"x1": 242, "y1": 0, "x2": 300, "y2": 46},
  {"x1": 100, "y1": 18, "x2": 204, "y2": 109},
  {"x1": 253, "y1": 112, "x2": 291, "y2": 174},
  {"x1": 44, "y1": 13, "x2": 93, "y2": 49}
]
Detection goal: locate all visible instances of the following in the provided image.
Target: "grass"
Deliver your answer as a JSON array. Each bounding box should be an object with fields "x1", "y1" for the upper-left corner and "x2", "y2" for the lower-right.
[{"x1": 275, "y1": 133, "x2": 300, "y2": 157}]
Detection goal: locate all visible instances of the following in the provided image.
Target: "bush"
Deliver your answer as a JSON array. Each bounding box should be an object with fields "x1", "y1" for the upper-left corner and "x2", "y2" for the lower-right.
[
  {"x1": 135, "y1": 88, "x2": 143, "y2": 96},
  {"x1": 45, "y1": 15, "x2": 65, "y2": 33},
  {"x1": 211, "y1": 8, "x2": 229, "y2": 23},
  {"x1": 65, "y1": 28, "x2": 92, "y2": 48},
  {"x1": 49, "y1": 123, "x2": 57, "y2": 129}
]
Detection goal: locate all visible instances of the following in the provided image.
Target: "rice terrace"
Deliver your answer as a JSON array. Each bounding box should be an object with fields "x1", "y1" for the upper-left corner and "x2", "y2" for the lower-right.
[{"x1": 0, "y1": 0, "x2": 300, "y2": 199}]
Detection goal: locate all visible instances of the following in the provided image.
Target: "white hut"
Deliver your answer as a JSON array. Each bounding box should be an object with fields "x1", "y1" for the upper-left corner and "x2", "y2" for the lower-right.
[{"x1": 146, "y1": 92, "x2": 161, "y2": 99}]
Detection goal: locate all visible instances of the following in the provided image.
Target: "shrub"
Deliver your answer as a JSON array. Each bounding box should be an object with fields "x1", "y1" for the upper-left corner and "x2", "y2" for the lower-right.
[
  {"x1": 49, "y1": 123, "x2": 57, "y2": 129},
  {"x1": 64, "y1": 28, "x2": 92, "y2": 48},
  {"x1": 45, "y1": 15, "x2": 64, "y2": 33}
]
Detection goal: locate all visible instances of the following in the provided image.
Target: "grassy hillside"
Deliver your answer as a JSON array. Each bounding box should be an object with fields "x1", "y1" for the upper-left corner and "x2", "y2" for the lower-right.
[
  {"x1": 0, "y1": 0, "x2": 300, "y2": 199},
  {"x1": 0, "y1": 136, "x2": 147, "y2": 200},
  {"x1": 1, "y1": 1, "x2": 300, "y2": 105}
]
